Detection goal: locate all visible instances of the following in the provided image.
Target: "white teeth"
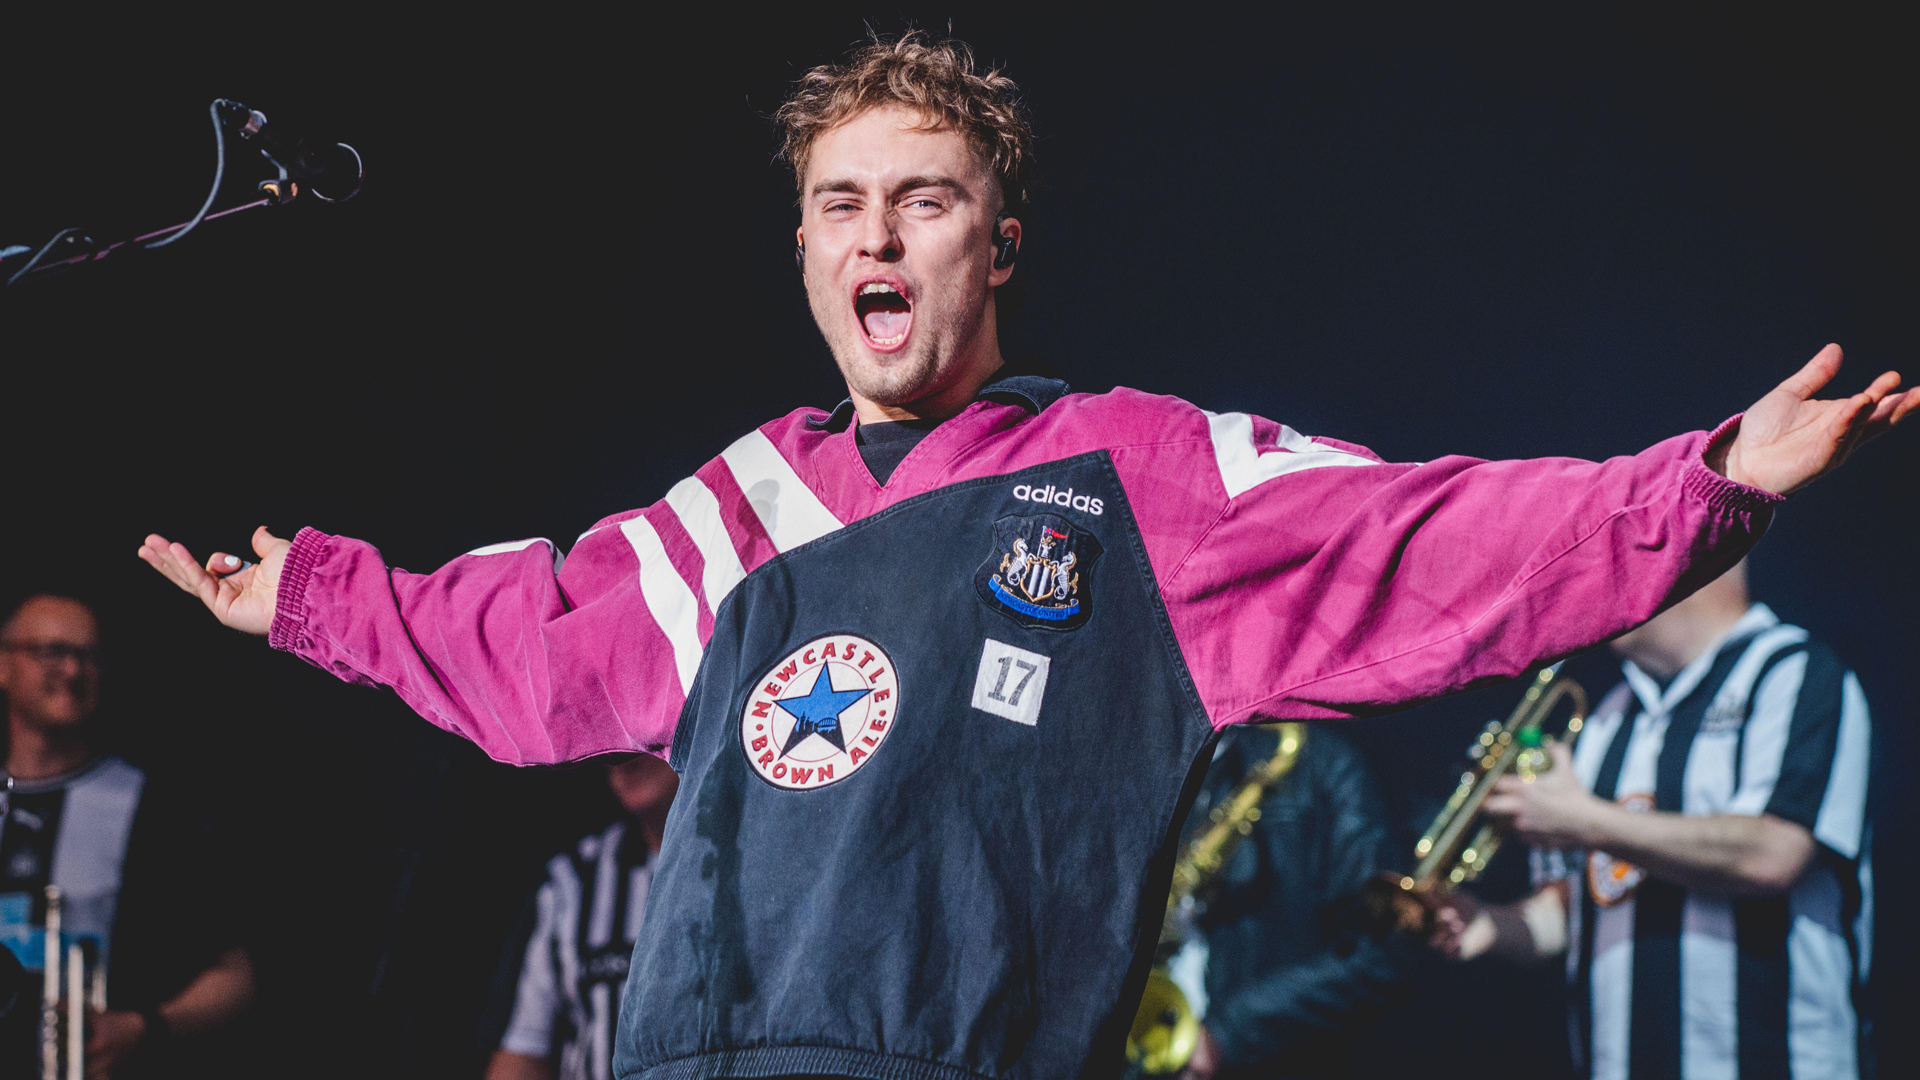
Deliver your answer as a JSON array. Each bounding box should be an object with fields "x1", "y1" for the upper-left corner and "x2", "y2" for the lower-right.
[
  {"x1": 859, "y1": 282, "x2": 900, "y2": 296},
  {"x1": 871, "y1": 332, "x2": 907, "y2": 346}
]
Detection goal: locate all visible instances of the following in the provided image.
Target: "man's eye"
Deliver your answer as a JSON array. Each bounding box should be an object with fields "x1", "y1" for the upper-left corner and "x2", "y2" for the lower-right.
[{"x1": 905, "y1": 198, "x2": 943, "y2": 210}]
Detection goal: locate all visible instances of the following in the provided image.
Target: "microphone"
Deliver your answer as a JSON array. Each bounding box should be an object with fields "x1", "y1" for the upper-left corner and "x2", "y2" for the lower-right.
[{"x1": 214, "y1": 99, "x2": 364, "y2": 202}]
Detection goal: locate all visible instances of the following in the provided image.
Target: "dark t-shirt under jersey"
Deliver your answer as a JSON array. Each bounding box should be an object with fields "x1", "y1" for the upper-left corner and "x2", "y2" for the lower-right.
[{"x1": 854, "y1": 418, "x2": 939, "y2": 485}]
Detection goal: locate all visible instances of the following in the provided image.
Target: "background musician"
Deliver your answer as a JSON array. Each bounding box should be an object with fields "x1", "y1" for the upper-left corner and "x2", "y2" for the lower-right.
[
  {"x1": 1177, "y1": 725, "x2": 1407, "y2": 1080},
  {"x1": 1423, "y1": 562, "x2": 1872, "y2": 1079},
  {"x1": 0, "y1": 593, "x2": 255, "y2": 1077},
  {"x1": 481, "y1": 754, "x2": 679, "y2": 1080}
]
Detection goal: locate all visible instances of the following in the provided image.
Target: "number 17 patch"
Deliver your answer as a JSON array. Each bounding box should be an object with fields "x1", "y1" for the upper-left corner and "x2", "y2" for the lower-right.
[{"x1": 971, "y1": 638, "x2": 1051, "y2": 727}]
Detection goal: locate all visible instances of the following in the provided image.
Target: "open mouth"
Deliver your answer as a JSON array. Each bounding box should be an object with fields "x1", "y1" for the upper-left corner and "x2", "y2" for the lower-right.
[{"x1": 853, "y1": 280, "x2": 913, "y2": 349}]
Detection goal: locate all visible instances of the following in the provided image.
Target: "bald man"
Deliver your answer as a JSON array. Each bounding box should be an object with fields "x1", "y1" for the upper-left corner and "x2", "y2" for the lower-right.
[{"x1": 1, "y1": 595, "x2": 254, "y2": 1077}]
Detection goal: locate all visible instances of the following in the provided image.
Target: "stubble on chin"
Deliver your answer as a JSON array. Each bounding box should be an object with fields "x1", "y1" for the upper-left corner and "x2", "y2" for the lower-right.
[{"x1": 839, "y1": 344, "x2": 944, "y2": 407}]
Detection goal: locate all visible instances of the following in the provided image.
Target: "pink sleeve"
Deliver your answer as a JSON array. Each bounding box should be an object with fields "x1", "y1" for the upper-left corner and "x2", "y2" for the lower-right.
[
  {"x1": 267, "y1": 509, "x2": 694, "y2": 765},
  {"x1": 265, "y1": 414, "x2": 838, "y2": 767},
  {"x1": 1142, "y1": 413, "x2": 1782, "y2": 727}
]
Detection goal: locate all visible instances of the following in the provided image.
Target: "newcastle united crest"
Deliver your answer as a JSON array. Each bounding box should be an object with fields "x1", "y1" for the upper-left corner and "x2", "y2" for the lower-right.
[
  {"x1": 1588, "y1": 792, "x2": 1654, "y2": 905},
  {"x1": 975, "y1": 513, "x2": 1103, "y2": 631}
]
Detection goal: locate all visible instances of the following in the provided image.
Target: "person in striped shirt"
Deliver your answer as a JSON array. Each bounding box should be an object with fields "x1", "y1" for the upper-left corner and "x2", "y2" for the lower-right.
[
  {"x1": 484, "y1": 754, "x2": 679, "y2": 1080},
  {"x1": 1426, "y1": 561, "x2": 1872, "y2": 1079}
]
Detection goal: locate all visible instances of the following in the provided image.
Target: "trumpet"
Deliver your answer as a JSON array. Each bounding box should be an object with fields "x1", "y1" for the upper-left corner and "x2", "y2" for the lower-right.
[
  {"x1": 41, "y1": 885, "x2": 108, "y2": 1080},
  {"x1": 1127, "y1": 724, "x2": 1306, "y2": 1075},
  {"x1": 1375, "y1": 666, "x2": 1587, "y2": 927}
]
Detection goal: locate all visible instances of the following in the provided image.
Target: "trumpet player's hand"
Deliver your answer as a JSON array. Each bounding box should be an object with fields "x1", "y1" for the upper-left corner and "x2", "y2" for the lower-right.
[
  {"x1": 1418, "y1": 890, "x2": 1498, "y2": 961},
  {"x1": 137, "y1": 527, "x2": 291, "y2": 636},
  {"x1": 1716, "y1": 344, "x2": 1919, "y2": 495},
  {"x1": 1483, "y1": 742, "x2": 1603, "y2": 849},
  {"x1": 1177, "y1": 1025, "x2": 1221, "y2": 1080},
  {"x1": 85, "y1": 1008, "x2": 147, "y2": 1078}
]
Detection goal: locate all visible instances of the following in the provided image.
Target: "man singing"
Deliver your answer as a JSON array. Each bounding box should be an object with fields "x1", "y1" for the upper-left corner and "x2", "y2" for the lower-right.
[{"x1": 138, "y1": 33, "x2": 1913, "y2": 1080}]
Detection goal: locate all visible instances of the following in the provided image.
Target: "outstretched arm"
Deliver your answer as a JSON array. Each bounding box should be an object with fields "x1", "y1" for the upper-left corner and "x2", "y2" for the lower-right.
[
  {"x1": 137, "y1": 516, "x2": 693, "y2": 764},
  {"x1": 1168, "y1": 345, "x2": 1914, "y2": 726}
]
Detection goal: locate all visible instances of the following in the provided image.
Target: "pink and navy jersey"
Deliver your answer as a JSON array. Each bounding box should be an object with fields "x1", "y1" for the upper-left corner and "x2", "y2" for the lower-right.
[{"x1": 268, "y1": 375, "x2": 1780, "y2": 1080}]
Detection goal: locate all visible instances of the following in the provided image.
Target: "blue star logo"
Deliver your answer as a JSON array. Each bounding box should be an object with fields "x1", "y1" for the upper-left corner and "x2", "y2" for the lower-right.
[{"x1": 774, "y1": 666, "x2": 872, "y2": 757}]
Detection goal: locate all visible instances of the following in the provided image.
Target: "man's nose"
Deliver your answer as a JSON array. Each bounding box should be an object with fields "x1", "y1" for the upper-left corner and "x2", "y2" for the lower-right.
[{"x1": 856, "y1": 209, "x2": 902, "y2": 262}]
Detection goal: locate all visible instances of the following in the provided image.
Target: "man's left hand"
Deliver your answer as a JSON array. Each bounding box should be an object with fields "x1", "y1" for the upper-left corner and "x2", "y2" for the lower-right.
[
  {"x1": 1720, "y1": 343, "x2": 1917, "y2": 495},
  {"x1": 1483, "y1": 743, "x2": 1604, "y2": 849},
  {"x1": 85, "y1": 1009, "x2": 147, "y2": 1079}
]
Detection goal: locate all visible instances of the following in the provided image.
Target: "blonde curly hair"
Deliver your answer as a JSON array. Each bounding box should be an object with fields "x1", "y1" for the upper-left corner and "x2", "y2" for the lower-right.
[{"x1": 776, "y1": 31, "x2": 1034, "y2": 214}]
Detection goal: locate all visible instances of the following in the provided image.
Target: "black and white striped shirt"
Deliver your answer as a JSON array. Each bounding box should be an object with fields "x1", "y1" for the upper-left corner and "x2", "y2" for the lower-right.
[
  {"x1": 497, "y1": 820, "x2": 655, "y2": 1080},
  {"x1": 1538, "y1": 604, "x2": 1871, "y2": 1079}
]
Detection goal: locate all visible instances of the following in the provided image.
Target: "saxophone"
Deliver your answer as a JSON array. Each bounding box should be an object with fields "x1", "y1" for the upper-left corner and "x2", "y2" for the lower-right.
[{"x1": 1126, "y1": 723, "x2": 1306, "y2": 1075}]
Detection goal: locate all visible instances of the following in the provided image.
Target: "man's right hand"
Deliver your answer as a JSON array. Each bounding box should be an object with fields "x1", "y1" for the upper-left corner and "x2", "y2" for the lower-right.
[{"x1": 137, "y1": 527, "x2": 291, "y2": 636}]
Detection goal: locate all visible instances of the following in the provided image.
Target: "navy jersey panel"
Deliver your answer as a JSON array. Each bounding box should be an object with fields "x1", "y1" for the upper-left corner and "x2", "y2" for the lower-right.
[{"x1": 617, "y1": 453, "x2": 1216, "y2": 1080}]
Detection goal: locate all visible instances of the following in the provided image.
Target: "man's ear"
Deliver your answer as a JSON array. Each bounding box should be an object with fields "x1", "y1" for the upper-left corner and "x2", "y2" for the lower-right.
[{"x1": 989, "y1": 217, "x2": 1021, "y2": 286}]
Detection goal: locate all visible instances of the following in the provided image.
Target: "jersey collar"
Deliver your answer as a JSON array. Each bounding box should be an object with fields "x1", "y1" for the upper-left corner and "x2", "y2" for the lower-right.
[
  {"x1": 1621, "y1": 602, "x2": 1779, "y2": 717},
  {"x1": 808, "y1": 370, "x2": 1072, "y2": 433}
]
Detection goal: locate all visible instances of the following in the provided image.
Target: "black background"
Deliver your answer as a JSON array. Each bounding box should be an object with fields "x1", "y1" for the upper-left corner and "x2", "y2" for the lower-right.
[{"x1": 3, "y1": 7, "x2": 1910, "y2": 1077}]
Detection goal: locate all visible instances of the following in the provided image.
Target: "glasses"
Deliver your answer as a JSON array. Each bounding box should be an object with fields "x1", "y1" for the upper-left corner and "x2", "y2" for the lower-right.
[{"x1": 1, "y1": 641, "x2": 102, "y2": 668}]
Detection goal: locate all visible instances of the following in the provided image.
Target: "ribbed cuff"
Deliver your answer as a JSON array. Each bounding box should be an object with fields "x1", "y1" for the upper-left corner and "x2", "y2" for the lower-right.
[
  {"x1": 1684, "y1": 414, "x2": 1787, "y2": 514},
  {"x1": 268, "y1": 527, "x2": 332, "y2": 652}
]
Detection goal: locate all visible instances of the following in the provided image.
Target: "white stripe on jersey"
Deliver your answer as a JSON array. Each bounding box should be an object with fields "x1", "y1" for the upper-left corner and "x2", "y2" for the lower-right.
[
  {"x1": 719, "y1": 429, "x2": 843, "y2": 552},
  {"x1": 1789, "y1": 870, "x2": 1860, "y2": 1079},
  {"x1": 468, "y1": 537, "x2": 549, "y2": 556},
  {"x1": 1726, "y1": 651, "x2": 1807, "y2": 816},
  {"x1": 619, "y1": 517, "x2": 703, "y2": 694},
  {"x1": 29, "y1": 757, "x2": 146, "y2": 967},
  {"x1": 468, "y1": 537, "x2": 566, "y2": 572},
  {"x1": 1681, "y1": 900, "x2": 1738, "y2": 1080},
  {"x1": 1204, "y1": 411, "x2": 1376, "y2": 499},
  {"x1": 664, "y1": 477, "x2": 748, "y2": 615},
  {"x1": 1588, "y1": 918, "x2": 1633, "y2": 1080}
]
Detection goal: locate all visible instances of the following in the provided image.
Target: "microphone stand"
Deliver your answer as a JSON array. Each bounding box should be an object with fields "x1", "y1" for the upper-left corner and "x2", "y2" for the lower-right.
[
  {"x1": 3, "y1": 194, "x2": 283, "y2": 289},
  {"x1": 1, "y1": 97, "x2": 362, "y2": 294}
]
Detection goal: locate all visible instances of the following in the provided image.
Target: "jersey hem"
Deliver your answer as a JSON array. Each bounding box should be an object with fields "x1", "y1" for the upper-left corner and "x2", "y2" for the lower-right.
[{"x1": 626, "y1": 1045, "x2": 994, "y2": 1080}]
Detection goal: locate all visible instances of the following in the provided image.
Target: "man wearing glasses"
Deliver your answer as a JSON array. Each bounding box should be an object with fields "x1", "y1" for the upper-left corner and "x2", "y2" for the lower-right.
[{"x1": 0, "y1": 593, "x2": 255, "y2": 1077}]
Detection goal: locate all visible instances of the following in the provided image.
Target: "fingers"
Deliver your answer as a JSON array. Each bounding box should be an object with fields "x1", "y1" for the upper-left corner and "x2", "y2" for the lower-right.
[
  {"x1": 1889, "y1": 388, "x2": 1920, "y2": 427},
  {"x1": 206, "y1": 551, "x2": 247, "y2": 576},
  {"x1": 252, "y1": 525, "x2": 289, "y2": 558},
  {"x1": 1482, "y1": 793, "x2": 1521, "y2": 818},
  {"x1": 1861, "y1": 382, "x2": 1920, "y2": 435},
  {"x1": 1776, "y1": 343, "x2": 1844, "y2": 401},
  {"x1": 136, "y1": 533, "x2": 219, "y2": 606},
  {"x1": 1861, "y1": 369, "x2": 1902, "y2": 401},
  {"x1": 1550, "y1": 741, "x2": 1575, "y2": 768}
]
